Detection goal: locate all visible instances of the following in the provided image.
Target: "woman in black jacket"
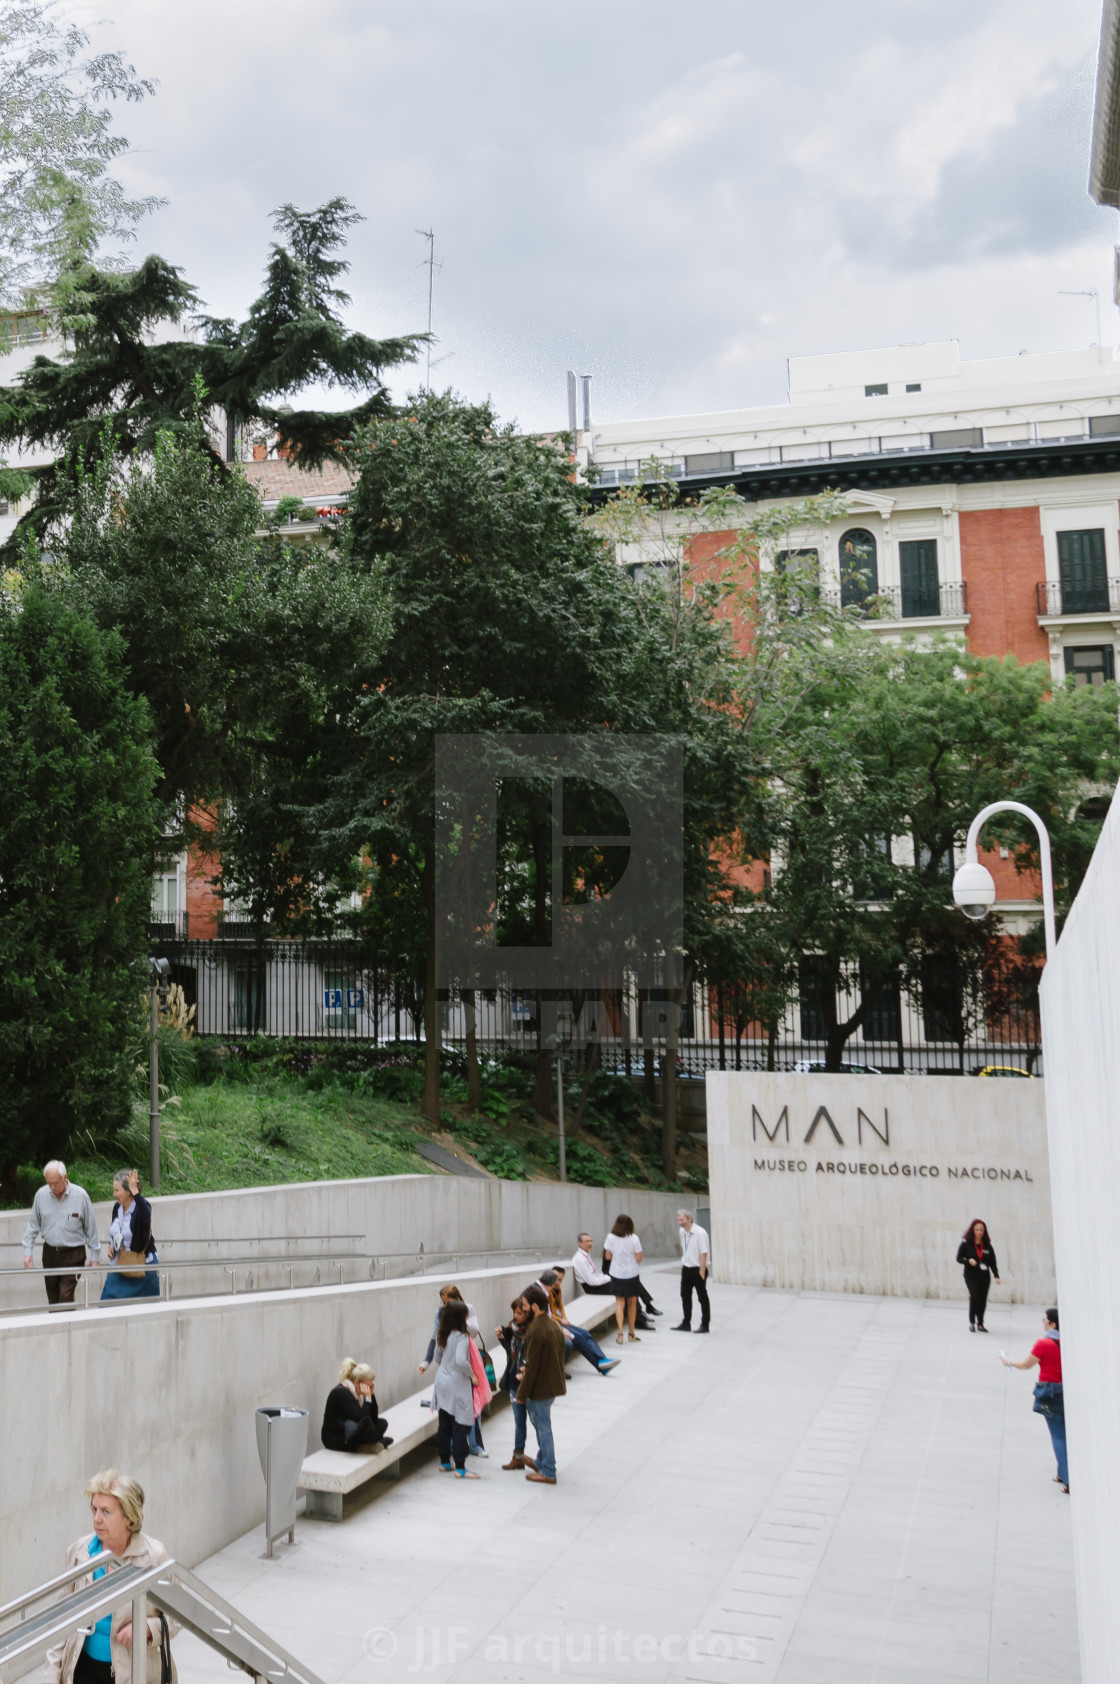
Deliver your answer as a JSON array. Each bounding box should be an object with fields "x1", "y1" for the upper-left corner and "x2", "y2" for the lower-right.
[
  {"x1": 100, "y1": 1169, "x2": 159, "y2": 1300},
  {"x1": 321, "y1": 1359, "x2": 393, "y2": 1453},
  {"x1": 956, "y1": 1219, "x2": 1000, "y2": 1331}
]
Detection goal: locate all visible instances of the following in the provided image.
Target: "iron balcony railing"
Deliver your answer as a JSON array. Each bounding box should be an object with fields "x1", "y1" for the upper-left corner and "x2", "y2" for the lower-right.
[
  {"x1": 1036, "y1": 578, "x2": 1120, "y2": 617},
  {"x1": 818, "y1": 581, "x2": 969, "y2": 620}
]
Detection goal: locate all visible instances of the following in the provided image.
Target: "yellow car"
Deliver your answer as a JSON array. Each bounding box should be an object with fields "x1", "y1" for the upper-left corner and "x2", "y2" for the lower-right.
[{"x1": 972, "y1": 1064, "x2": 1037, "y2": 1078}]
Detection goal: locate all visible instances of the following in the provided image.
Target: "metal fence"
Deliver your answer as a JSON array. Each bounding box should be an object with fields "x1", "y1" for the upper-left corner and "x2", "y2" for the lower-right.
[{"x1": 155, "y1": 939, "x2": 1043, "y2": 1075}]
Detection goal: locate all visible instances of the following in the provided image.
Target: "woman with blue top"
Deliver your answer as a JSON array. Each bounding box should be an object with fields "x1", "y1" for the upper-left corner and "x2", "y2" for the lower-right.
[
  {"x1": 100, "y1": 1169, "x2": 160, "y2": 1300},
  {"x1": 43, "y1": 1469, "x2": 177, "y2": 1684},
  {"x1": 429, "y1": 1299, "x2": 481, "y2": 1479}
]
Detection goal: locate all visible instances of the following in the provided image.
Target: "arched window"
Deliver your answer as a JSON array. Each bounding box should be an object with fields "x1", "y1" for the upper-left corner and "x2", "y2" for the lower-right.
[{"x1": 839, "y1": 527, "x2": 878, "y2": 608}]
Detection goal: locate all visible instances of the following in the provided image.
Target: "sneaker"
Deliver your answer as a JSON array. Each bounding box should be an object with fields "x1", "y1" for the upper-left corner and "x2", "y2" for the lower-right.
[
  {"x1": 472, "y1": 1449, "x2": 490, "y2": 1458},
  {"x1": 671, "y1": 1322, "x2": 692, "y2": 1332},
  {"x1": 598, "y1": 1358, "x2": 621, "y2": 1374}
]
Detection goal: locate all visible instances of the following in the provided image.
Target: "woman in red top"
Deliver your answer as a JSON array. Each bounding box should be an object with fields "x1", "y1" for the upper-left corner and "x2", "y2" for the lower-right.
[{"x1": 1001, "y1": 1308, "x2": 1067, "y2": 1492}]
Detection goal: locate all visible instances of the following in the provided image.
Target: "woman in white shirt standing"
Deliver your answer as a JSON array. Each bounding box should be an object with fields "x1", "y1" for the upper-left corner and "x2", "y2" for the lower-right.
[{"x1": 603, "y1": 1214, "x2": 643, "y2": 1345}]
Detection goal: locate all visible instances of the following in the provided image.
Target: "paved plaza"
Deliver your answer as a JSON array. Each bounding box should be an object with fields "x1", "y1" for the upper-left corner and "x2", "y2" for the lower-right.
[{"x1": 183, "y1": 1273, "x2": 1078, "y2": 1684}]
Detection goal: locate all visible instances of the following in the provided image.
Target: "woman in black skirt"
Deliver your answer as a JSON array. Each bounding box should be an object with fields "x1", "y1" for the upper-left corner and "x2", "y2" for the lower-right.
[
  {"x1": 604, "y1": 1214, "x2": 644, "y2": 1344},
  {"x1": 956, "y1": 1219, "x2": 1000, "y2": 1331}
]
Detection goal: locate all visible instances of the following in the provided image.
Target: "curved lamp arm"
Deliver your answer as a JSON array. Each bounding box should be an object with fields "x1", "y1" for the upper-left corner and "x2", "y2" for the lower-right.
[{"x1": 964, "y1": 800, "x2": 1056, "y2": 959}]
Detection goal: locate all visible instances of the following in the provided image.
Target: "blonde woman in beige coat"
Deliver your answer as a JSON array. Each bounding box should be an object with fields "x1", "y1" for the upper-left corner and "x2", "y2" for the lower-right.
[{"x1": 44, "y1": 1470, "x2": 177, "y2": 1684}]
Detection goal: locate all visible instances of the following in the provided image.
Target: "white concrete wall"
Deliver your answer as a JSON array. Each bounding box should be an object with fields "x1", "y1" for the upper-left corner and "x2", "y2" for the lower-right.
[
  {"x1": 1039, "y1": 782, "x2": 1120, "y2": 1684},
  {"x1": 1, "y1": 1175, "x2": 683, "y2": 1311},
  {"x1": 0, "y1": 1263, "x2": 565, "y2": 1601},
  {"x1": 707, "y1": 1072, "x2": 1055, "y2": 1302}
]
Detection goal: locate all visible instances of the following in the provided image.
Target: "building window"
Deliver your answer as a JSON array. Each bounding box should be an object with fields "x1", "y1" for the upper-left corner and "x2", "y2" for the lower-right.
[
  {"x1": 899, "y1": 539, "x2": 940, "y2": 617},
  {"x1": 922, "y1": 959, "x2": 964, "y2": 1044},
  {"x1": 905, "y1": 383, "x2": 921, "y2": 393},
  {"x1": 1064, "y1": 644, "x2": 1115, "y2": 686},
  {"x1": 233, "y1": 961, "x2": 265, "y2": 1032},
  {"x1": 152, "y1": 872, "x2": 179, "y2": 920},
  {"x1": 930, "y1": 426, "x2": 983, "y2": 450},
  {"x1": 799, "y1": 960, "x2": 828, "y2": 1042},
  {"x1": 1057, "y1": 529, "x2": 1109, "y2": 614},
  {"x1": 861, "y1": 970, "x2": 902, "y2": 1043},
  {"x1": 684, "y1": 450, "x2": 735, "y2": 475},
  {"x1": 864, "y1": 383, "x2": 888, "y2": 397},
  {"x1": 1089, "y1": 414, "x2": 1120, "y2": 437},
  {"x1": 839, "y1": 528, "x2": 878, "y2": 608}
]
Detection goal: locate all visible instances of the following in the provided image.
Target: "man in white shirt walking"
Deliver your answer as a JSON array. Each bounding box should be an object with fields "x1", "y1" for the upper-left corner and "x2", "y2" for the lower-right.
[
  {"x1": 22, "y1": 1160, "x2": 100, "y2": 1310},
  {"x1": 672, "y1": 1209, "x2": 710, "y2": 1334}
]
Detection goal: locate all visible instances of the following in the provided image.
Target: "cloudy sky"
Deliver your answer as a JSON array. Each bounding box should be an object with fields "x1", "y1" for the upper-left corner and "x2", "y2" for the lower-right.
[{"x1": 80, "y1": 0, "x2": 1117, "y2": 432}]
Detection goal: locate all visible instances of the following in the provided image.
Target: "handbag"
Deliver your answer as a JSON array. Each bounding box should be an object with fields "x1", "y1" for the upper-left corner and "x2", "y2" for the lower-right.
[
  {"x1": 480, "y1": 1343, "x2": 497, "y2": 1391},
  {"x1": 157, "y1": 1610, "x2": 173, "y2": 1684},
  {"x1": 115, "y1": 1247, "x2": 148, "y2": 1280},
  {"x1": 1032, "y1": 1380, "x2": 1063, "y2": 1419}
]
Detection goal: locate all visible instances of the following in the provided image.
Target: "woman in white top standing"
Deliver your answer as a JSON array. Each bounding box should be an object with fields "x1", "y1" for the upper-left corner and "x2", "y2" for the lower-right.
[{"x1": 603, "y1": 1214, "x2": 643, "y2": 1344}]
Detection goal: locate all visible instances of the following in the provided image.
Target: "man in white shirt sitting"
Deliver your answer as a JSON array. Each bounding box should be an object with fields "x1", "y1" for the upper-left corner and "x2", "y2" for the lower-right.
[
  {"x1": 673, "y1": 1209, "x2": 710, "y2": 1334},
  {"x1": 570, "y1": 1233, "x2": 661, "y2": 1327}
]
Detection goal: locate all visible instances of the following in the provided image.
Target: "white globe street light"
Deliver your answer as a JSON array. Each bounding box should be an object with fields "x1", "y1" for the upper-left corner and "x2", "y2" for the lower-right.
[{"x1": 951, "y1": 800, "x2": 1056, "y2": 958}]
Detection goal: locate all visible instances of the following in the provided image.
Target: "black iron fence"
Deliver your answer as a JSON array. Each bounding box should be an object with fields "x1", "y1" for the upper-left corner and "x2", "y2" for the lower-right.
[{"x1": 156, "y1": 939, "x2": 1042, "y2": 1076}]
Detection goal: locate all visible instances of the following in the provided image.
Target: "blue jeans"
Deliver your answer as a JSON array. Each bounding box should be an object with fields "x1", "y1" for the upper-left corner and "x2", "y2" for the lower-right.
[
  {"x1": 1045, "y1": 1407, "x2": 1068, "y2": 1486},
  {"x1": 566, "y1": 1324, "x2": 607, "y2": 1370},
  {"x1": 468, "y1": 1414, "x2": 485, "y2": 1454},
  {"x1": 511, "y1": 1398, "x2": 527, "y2": 1455},
  {"x1": 525, "y1": 1397, "x2": 556, "y2": 1480}
]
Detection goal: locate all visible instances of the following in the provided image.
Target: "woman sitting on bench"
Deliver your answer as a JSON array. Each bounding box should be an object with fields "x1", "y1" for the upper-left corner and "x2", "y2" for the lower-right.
[{"x1": 321, "y1": 1358, "x2": 394, "y2": 1454}]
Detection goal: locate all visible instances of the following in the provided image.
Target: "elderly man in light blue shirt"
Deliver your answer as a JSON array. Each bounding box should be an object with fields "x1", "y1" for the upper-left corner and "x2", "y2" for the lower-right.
[{"x1": 22, "y1": 1160, "x2": 100, "y2": 1309}]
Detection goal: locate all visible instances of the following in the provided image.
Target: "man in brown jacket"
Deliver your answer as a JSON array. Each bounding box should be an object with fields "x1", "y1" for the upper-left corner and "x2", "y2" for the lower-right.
[{"x1": 517, "y1": 1283, "x2": 566, "y2": 1484}]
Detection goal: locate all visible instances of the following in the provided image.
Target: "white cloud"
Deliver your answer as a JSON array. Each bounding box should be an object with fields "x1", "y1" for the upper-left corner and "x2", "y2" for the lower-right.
[{"x1": 72, "y1": 0, "x2": 1115, "y2": 432}]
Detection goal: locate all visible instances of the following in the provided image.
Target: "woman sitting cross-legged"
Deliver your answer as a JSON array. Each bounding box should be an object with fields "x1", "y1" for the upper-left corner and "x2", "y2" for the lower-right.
[
  {"x1": 320, "y1": 1358, "x2": 394, "y2": 1454},
  {"x1": 430, "y1": 1299, "x2": 481, "y2": 1479}
]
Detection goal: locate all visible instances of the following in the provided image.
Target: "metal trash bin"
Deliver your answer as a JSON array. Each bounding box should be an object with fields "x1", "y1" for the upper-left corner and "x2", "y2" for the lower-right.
[{"x1": 255, "y1": 1405, "x2": 310, "y2": 1558}]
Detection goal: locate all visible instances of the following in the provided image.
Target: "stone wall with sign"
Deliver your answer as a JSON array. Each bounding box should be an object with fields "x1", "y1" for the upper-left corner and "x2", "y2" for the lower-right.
[{"x1": 706, "y1": 1072, "x2": 1055, "y2": 1303}]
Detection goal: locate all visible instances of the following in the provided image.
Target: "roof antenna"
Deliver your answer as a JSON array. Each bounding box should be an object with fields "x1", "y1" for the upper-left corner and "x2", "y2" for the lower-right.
[
  {"x1": 416, "y1": 228, "x2": 442, "y2": 390},
  {"x1": 1059, "y1": 288, "x2": 1102, "y2": 349}
]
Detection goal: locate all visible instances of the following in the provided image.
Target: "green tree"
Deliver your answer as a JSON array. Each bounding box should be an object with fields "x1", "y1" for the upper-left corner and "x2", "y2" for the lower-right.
[
  {"x1": 221, "y1": 392, "x2": 641, "y2": 1125},
  {"x1": 0, "y1": 0, "x2": 161, "y2": 317},
  {"x1": 0, "y1": 582, "x2": 160, "y2": 1195},
  {"x1": 0, "y1": 199, "x2": 424, "y2": 546},
  {"x1": 758, "y1": 638, "x2": 1120, "y2": 1070},
  {"x1": 587, "y1": 475, "x2": 852, "y2": 1168}
]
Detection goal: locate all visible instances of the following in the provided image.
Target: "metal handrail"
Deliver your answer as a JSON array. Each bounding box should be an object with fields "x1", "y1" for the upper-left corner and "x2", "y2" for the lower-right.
[
  {"x1": 0, "y1": 1555, "x2": 133, "y2": 1623},
  {"x1": 0, "y1": 1233, "x2": 364, "y2": 1249},
  {"x1": 0, "y1": 1245, "x2": 561, "y2": 1316},
  {"x1": 0, "y1": 1560, "x2": 166, "y2": 1684},
  {"x1": 0, "y1": 1560, "x2": 329, "y2": 1684}
]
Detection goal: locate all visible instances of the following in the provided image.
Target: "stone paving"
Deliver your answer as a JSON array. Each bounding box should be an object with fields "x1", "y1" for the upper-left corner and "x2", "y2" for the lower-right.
[{"x1": 182, "y1": 1273, "x2": 1078, "y2": 1684}]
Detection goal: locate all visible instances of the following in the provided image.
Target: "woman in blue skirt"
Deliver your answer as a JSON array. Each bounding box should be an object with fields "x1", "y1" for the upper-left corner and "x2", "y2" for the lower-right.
[{"x1": 100, "y1": 1169, "x2": 160, "y2": 1299}]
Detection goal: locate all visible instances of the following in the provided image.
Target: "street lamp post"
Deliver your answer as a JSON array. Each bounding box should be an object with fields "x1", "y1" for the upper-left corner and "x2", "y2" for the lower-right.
[
  {"x1": 148, "y1": 957, "x2": 171, "y2": 1190},
  {"x1": 951, "y1": 800, "x2": 1056, "y2": 958}
]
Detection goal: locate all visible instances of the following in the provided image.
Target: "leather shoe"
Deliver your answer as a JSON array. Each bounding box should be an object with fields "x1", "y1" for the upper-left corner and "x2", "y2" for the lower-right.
[
  {"x1": 695, "y1": 1326, "x2": 710, "y2": 1334},
  {"x1": 525, "y1": 1472, "x2": 556, "y2": 1484},
  {"x1": 671, "y1": 1322, "x2": 692, "y2": 1332},
  {"x1": 502, "y1": 1455, "x2": 526, "y2": 1470},
  {"x1": 646, "y1": 1306, "x2": 664, "y2": 1316}
]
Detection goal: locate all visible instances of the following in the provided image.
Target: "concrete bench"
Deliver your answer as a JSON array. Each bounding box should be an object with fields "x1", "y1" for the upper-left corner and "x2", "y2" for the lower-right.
[{"x1": 297, "y1": 1289, "x2": 619, "y2": 1518}]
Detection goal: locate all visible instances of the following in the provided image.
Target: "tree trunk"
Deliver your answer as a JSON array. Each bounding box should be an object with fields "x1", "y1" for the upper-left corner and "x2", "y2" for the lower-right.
[
  {"x1": 530, "y1": 817, "x2": 554, "y2": 1119},
  {"x1": 463, "y1": 989, "x2": 483, "y2": 1109},
  {"x1": 642, "y1": 1047, "x2": 656, "y2": 1104},
  {"x1": 422, "y1": 849, "x2": 441, "y2": 1124},
  {"x1": 661, "y1": 976, "x2": 688, "y2": 1180},
  {"x1": 573, "y1": 1024, "x2": 601, "y2": 1133}
]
